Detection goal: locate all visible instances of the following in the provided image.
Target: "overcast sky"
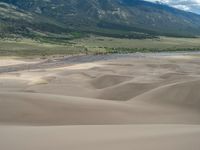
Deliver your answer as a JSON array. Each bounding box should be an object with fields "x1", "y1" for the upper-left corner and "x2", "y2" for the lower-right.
[{"x1": 145, "y1": 0, "x2": 200, "y2": 14}]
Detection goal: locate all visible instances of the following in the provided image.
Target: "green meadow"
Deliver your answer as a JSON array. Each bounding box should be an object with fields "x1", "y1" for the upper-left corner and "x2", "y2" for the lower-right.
[{"x1": 1, "y1": 36, "x2": 200, "y2": 57}]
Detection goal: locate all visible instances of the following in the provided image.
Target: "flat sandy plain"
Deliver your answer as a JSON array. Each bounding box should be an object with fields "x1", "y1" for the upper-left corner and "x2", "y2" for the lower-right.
[{"x1": 0, "y1": 53, "x2": 200, "y2": 150}]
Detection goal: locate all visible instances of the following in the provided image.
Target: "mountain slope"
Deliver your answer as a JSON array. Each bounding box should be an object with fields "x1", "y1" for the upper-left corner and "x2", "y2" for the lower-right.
[
  {"x1": 0, "y1": 2, "x2": 76, "y2": 40},
  {"x1": 1, "y1": 0, "x2": 200, "y2": 38}
]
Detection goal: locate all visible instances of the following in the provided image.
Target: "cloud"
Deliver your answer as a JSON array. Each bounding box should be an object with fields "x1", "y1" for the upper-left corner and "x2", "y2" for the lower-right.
[{"x1": 145, "y1": 0, "x2": 200, "y2": 14}]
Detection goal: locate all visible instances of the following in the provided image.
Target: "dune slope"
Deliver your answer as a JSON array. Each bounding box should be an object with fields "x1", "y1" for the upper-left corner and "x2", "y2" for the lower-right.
[
  {"x1": 130, "y1": 79, "x2": 200, "y2": 110},
  {"x1": 0, "y1": 54, "x2": 200, "y2": 150},
  {"x1": 1, "y1": 125, "x2": 200, "y2": 150}
]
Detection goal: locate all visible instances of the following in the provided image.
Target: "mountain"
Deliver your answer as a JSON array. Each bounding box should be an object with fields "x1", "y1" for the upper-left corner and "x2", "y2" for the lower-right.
[
  {"x1": 0, "y1": 2, "x2": 79, "y2": 42},
  {"x1": 1, "y1": 0, "x2": 200, "y2": 39}
]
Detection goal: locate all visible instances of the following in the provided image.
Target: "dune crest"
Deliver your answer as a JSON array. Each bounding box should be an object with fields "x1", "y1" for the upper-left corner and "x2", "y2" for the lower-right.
[
  {"x1": 91, "y1": 74, "x2": 132, "y2": 89},
  {"x1": 130, "y1": 79, "x2": 200, "y2": 110}
]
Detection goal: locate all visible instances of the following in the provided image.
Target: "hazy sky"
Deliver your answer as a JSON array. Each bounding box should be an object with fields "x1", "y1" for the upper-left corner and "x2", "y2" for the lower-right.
[{"x1": 145, "y1": 0, "x2": 200, "y2": 14}]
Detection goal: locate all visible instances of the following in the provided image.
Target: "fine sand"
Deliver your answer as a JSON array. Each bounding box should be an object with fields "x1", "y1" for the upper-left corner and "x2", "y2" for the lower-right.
[{"x1": 0, "y1": 53, "x2": 200, "y2": 150}]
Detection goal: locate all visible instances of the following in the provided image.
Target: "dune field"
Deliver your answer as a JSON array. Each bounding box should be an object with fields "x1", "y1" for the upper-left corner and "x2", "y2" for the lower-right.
[{"x1": 0, "y1": 53, "x2": 200, "y2": 150}]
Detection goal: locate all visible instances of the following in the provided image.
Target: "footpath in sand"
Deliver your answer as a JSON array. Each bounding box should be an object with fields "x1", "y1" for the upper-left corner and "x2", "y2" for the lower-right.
[{"x1": 0, "y1": 53, "x2": 200, "y2": 150}]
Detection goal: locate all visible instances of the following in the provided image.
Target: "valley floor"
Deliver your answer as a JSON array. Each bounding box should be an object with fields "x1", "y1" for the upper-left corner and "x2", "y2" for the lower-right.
[{"x1": 0, "y1": 52, "x2": 200, "y2": 150}]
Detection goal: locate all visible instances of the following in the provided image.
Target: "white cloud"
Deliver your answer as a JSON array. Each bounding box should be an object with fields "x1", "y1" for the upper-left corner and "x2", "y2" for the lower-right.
[{"x1": 145, "y1": 0, "x2": 200, "y2": 14}]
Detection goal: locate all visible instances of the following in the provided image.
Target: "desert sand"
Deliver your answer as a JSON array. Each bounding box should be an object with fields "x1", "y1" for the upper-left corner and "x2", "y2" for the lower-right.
[{"x1": 0, "y1": 53, "x2": 200, "y2": 150}]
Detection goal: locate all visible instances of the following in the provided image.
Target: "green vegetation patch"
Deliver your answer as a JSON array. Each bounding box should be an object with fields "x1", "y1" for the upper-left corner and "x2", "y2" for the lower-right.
[
  {"x1": 1, "y1": 36, "x2": 200, "y2": 57},
  {"x1": 0, "y1": 39, "x2": 86, "y2": 57}
]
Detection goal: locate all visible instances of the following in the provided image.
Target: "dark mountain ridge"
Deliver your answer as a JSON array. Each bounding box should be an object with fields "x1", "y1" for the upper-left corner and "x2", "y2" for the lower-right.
[{"x1": 1, "y1": 0, "x2": 200, "y2": 38}]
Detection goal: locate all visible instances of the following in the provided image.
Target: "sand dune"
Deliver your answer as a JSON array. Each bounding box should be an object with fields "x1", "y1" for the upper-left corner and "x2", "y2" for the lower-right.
[
  {"x1": 130, "y1": 79, "x2": 200, "y2": 110},
  {"x1": 0, "y1": 92, "x2": 134, "y2": 125},
  {"x1": 97, "y1": 82, "x2": 159, "y2": 100},
  {"x1": 90, "y1": 74, "x2": 132, "y2": 89},
  {"x1": 0, "y1": 53, "x2": 200, "y2": 150},
  {"x1": 0, "y1": 91, "x2": 200, "y2": 125},
  {"x1": 1, "y1": 125, "x2": 200, "y2": 150}
]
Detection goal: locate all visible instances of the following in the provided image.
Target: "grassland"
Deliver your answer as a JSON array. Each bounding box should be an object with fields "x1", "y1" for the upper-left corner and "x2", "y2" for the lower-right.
[
  {"x1": 1, "y1": 36, "x2": 200, "y2": 57},
  {"x1": 0, "y1": 38, "x2": 85, "y2": 57},
  {"x1": 74, "y1": 36, "x2": 200, "y2": 52}
]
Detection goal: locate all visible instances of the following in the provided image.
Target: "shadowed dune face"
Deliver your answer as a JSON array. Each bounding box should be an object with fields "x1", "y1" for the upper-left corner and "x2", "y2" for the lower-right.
[
  {"x1": 0, "y1": 54, "x2": 200, "y2": 150},
  {"x1": 130, "y1": 80, "x2": 200, "y2": 110},
  {"x1": 97, "y1": 82, "x2": 160, "y2": 101},
  {"x1": 90, "y1": 74, "x2": 132, "y2": 89}
]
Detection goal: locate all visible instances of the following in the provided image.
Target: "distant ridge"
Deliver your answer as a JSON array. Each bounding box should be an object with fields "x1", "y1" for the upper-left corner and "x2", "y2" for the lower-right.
[{"x1": 1, "y1": 0, "x2": 200, "y2": 38}]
